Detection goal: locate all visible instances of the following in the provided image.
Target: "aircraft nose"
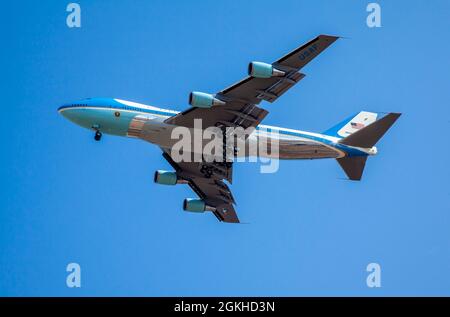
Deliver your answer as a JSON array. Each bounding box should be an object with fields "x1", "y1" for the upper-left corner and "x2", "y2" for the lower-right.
[
  {"x1": 57, "y1": 101, "x2": 89, "y2": 126},
  {"x1": 58, "y1": 104, "x2": 76, "y2": 121},
  {"x1": 58, "y1": 104, "x2": 70, "y2": 117},
  {"x1": 58, "y1": 99, "x2": 91, "y2": 120}
]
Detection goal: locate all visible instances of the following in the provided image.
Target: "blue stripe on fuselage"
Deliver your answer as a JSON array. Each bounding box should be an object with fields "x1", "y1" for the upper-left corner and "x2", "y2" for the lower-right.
[
  {"x1": 58, "y1": 98, "x2": 174, "y2": 118},
  {"x1": 261, "y1": 127, "x2": 368, "y2": 156},
  {"x1": 58, "y1": 100, "x2": 368, "y2": 157}
]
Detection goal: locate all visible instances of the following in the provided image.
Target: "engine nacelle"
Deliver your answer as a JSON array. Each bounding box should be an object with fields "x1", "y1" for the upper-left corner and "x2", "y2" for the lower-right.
[
  {"x1": 248, "y1": 61, "x2": 285, "y2": 78},
  {"x1": 189, "y1": 92, "x2": 226, "y2": 108},
  {"x1": 154, "y1": 170, "x2": 178, "y2": 185},
  {"x1": 183, "y1": 198, "x2": 215, "y2": 213}
]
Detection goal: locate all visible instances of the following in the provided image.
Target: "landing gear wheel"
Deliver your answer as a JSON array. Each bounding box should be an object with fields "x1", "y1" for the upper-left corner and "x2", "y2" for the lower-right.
[
  {"x1": 94, "y1": 130, "x2": 102, "y2": 141},
  {"x1": 200, "y1": 165, "x2": 213, "y2": 178}
]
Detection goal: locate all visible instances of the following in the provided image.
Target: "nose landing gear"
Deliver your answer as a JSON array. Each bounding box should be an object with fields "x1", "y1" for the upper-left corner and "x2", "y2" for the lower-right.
[{"x1": 94, "y1": 130, "x2": 102, "y2": 141}]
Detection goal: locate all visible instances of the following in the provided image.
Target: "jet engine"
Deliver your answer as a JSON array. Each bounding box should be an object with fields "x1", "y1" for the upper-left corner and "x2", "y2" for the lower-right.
[
  {"x1": 189, "y1": 92, "x2": 226, "y2": 108},
  {"x1": 154, "y1": 170, "x2": 179, "y2": 185},
  {"x1": 183, "y1": 198, "x2": 215, "y2": 213},
  {"x1": 248, "y1": 61, "x2": 285, "y2": 78}
]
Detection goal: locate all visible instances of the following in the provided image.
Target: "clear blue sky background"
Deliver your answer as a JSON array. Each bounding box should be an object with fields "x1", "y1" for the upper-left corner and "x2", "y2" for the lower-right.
[{"x1": 1, "y1": 0, "x2": 449, "y2": 296}]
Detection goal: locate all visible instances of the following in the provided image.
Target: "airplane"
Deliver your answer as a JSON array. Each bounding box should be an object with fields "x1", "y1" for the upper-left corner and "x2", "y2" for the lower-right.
[{"x1": 58, "y1": 35, "x2": 401, "y2": 224}]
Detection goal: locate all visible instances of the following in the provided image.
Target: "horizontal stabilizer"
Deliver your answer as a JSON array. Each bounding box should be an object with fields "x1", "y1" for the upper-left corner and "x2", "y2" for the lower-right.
[
  {"x1": 337, "y1": 156, "x2": 368, "y2": 181},
  {"x1": 339, "y1": 113, "x2": 401, "y2": 148}
]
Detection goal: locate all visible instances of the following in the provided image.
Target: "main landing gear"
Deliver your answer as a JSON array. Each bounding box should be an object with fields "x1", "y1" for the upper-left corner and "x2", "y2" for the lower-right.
[{"x1": 94, "y1": 130, "x2": 102, "y2": 141}]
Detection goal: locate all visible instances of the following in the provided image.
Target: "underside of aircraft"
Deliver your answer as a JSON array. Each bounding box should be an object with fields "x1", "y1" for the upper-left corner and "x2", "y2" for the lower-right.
[{"x1": 59, "y1": 35, "x2": 401, "y2": 223}]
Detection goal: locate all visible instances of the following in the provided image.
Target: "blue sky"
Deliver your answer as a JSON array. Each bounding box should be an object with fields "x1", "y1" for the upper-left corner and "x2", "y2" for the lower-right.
[{"x1": 1, "y1": 0, "x2": 449, "y2": 296}]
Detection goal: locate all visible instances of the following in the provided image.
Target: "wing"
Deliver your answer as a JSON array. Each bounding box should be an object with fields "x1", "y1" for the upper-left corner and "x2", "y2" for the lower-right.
[
  {"x1": 165, "y1": 35, "x2": 339, "y2": 130},
  {"x1": 162, "y1": 35, "x2": 339, "y2": 223},
  {"x1": 162, "y1": 150, "x2": 239, "y2": 223},
  {"x1": 218, "y1": 34, "x2": 339, "y2": 105}
]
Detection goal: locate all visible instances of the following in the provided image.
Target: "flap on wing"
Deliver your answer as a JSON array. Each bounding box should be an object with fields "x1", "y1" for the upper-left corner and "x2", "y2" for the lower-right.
[{"x1": 220, "y1": 71, "x2": 305, "y2": 104}]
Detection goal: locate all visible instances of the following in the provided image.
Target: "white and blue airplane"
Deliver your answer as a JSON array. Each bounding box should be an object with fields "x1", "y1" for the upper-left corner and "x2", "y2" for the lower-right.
[{"x1": 59, "y1": 35, "x2": 400, "y2": 223}]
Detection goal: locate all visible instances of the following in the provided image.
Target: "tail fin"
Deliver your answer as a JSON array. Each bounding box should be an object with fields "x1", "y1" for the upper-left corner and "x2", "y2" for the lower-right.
[
  {"x1": 339, "y1": 113, "x2": 401, "y2": 148},
  {"x1": 323, "y1": 111, "x2": 379, "y2": 138},
  {"x1": 335, "y1": 112, "x2": 401, "y2": 181},
  {"x1": 337, "y1": 156, "x2": 367, "y2": 181}
]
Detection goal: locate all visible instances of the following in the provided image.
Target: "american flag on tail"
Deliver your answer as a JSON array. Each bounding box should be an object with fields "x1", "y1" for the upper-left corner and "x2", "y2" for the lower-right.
[{"x1": 350, "y1": 122, "x2": 365, "y2": 129}]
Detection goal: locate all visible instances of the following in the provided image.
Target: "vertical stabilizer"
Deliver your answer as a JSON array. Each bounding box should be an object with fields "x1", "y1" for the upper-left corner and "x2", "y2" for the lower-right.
[
  {"x1": 337, "y1": 156, "x2": 368, "y2": 181},
  {"x1": 323, "y1": 111, "x2": 378, "y2": 138},
  {"x1": 339, "y1": 113, "x2": 401, "y2": 148},
  {"x1": 335, "y1": 112, "x2": 401, "y2": 181}
]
